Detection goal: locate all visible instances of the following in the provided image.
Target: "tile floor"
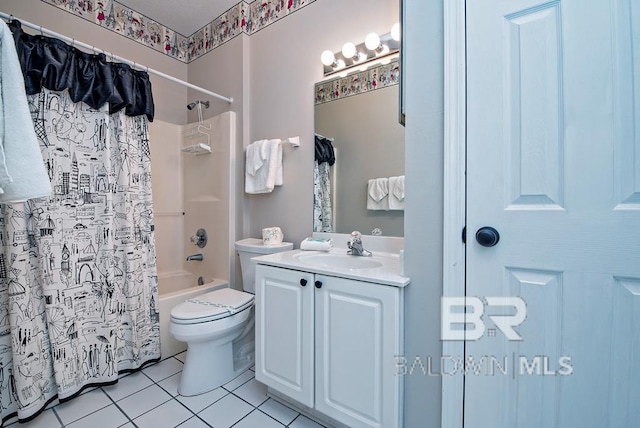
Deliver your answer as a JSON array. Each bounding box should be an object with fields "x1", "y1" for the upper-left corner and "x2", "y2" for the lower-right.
[{"x1": 6, "y1": 353, "x2": 326, "y2": 428}]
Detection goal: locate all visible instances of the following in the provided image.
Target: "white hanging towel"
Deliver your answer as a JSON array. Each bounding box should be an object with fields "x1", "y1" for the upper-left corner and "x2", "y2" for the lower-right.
[
  {"x1": 388, "y1": 175, "x2": 405, "y2": 210},
  {"x1": 245, "y1": 139, "x2": 269, "y2": 175},
  {"x1": 245, "y1": 139, "x2": 283, "y2": 194},
  {"x1": 367, "y1": 178, "x2": 389, "y2": 210},
  {"x1": 0, "y1": 20, "x2": 51, "y2": 202}
]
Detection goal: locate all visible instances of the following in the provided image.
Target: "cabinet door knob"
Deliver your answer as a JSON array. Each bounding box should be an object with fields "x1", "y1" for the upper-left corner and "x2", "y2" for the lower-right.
[
  {"x1": 300, "y1": 278, "x2": 307, "y2": 287},
  {"x1": 315, "y1": 280, "x2": 323, "y2": 289}
]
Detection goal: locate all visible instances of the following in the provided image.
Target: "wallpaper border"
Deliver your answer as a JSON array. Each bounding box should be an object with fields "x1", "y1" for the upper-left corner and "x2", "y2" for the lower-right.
[
  {"x1": 39, "y1": 0, "x2": 316, "y2": 63},
  {"x1": 314, "y1": 58, "x2": 400, "y2": 105}
]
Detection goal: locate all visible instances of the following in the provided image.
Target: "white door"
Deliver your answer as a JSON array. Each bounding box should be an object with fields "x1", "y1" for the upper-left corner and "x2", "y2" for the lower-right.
[
  {"x1": 255, "y1": 265, "x2": 314, "y2": 407},
  {"x1": 465, "y1": 0, "x2": 640, "y2": 426},
  {"x1": 314, "y1": 275, "x2": 401, "y2": 428}
]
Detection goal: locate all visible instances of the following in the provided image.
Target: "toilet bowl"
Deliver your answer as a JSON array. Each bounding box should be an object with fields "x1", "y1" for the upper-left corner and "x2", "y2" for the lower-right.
[{"x1": 169, "y1": 238, "x2": 293, "y2": 396}]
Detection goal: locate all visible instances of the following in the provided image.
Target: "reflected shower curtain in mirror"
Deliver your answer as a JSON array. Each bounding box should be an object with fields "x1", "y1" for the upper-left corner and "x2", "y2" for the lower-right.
[
  {"x1": 313, "y1": 134, "x2": 335, "y2": 232},
  {"x1": 314, "y1": 161, "x2": 333, "y2": 232},
  {"x1": 0, "y1": 88, "x2": 160, "y2": 423}
]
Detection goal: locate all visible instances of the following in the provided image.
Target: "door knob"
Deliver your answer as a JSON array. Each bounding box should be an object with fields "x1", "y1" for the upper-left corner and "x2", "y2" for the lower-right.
[
  {"x1": 300, "y1": 279, "x2": 307, "y2": 287},
  {"x1": 315, "y1": 280, "x2": 323, "y2": 289},
  {"x1": 475, "y1": 227, "x2": 500, "y2": 247}
]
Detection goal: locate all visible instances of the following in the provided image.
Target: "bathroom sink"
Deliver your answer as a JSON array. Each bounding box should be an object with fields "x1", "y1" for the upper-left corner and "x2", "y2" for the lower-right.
[{"x1": 294, "y1": 253, "x2": 383, "y2": 270}]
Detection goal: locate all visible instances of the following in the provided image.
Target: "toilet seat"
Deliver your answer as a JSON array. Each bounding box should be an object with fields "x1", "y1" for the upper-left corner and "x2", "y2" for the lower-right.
[{"x1": 170, "y1": 288, "x2": 254, "y2": 325}]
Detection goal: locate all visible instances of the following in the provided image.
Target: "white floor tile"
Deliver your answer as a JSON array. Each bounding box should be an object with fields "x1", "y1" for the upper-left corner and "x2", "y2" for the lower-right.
[
  {"x1": 289, "y1": 415, "x2": 326, "y2": 428},
  {"x1": 117, "y1": 384, "x2": 172, "y2": 419},
  {"x1": 118, "y1": 424, "x2": 135, "y2": 428},
  {"x1": 142, "y1": 357, "x2": 183, "y2": 382},
  {"x1": 197, "y1": 394, "x2": 253, "y2": 428},
  {"x1": 233, "y1": 409, "x2": 285, "y2": 428},
  {"x1": 10, "y1": 409, "x2": 61, "y2": 428},
  {"x1": 158, "y1": 372, "x2": 182, "y2": 397},
  {"x1": 53, "y1": 388, "x2": 112, "y2": 425},
  {"x1": 176, "y1": 386, "x2": 228, "y2": 413},
  {"x1": 102, "y1": 371, "x2": 154, "y2": 401},
  {"x1": 176, "y1": 416, "x2": 210, "y2": 428},
  {"x1": 233, "y1": 378, "x2": 268, "y2": 407},
  {"x1": 174, "y1": 351, "x2": 187, "y2": 363},
  {"x1": 259, "y1": 398, "x2": 299, "y2": 425},
  {"x1": 222, "y1": 369, "x2": 254, "y2": 391},
  {"x1": 66, "y1": 404, "x2": 129, "y2": 428},
  {"x1": 45, "y1": 398, "x2": 61, "y2": 410},
  {"x1": 133, "y1": 399, "x2": 192, "y2": 428}
]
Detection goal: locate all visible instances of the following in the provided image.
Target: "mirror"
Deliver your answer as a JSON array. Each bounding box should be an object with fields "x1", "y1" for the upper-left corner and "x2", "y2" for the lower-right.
[{"x1": 314, "y1": 59, "x2": 404, "y2": 237}]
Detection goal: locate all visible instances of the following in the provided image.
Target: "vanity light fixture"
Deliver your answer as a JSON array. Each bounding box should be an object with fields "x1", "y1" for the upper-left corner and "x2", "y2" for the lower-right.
[
  {"x1": 321, "y1": 49, "x2": 345, "y2": 70},
  {"x1": 341, "y1": 42, "x2": 366, "y2": 63},
  {"x1": 391, "y1": 23, "x2": 401, "y2": 41},
  {"x1": 320, "y1": 23, "x2": 400, "y2": 77}
]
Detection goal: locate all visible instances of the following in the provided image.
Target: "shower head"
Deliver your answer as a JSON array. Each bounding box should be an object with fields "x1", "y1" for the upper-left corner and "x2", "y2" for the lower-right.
[{"x1": 187, "y1": 100, "x2": 210, "y2": 110}]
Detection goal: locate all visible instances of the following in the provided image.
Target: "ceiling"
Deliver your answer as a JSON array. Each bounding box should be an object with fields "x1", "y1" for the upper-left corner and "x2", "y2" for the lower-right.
[{"x1": 118, "y1": 0, "x2": 239, "y2": 36}]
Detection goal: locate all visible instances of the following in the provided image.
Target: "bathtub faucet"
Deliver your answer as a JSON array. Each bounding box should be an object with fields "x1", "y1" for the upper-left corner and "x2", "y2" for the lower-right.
[{"x1": 186, "y1": 253, "x2": 203, "y2": 261}]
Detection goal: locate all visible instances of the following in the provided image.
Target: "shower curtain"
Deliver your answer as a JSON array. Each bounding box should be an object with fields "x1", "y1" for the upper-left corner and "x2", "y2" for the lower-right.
[
  {"x1": 0, "y1": 21, "x2": 160, "y2": 424},
  {"x1": 313, "y1": 135, "x2": 335, "y2": 232}
]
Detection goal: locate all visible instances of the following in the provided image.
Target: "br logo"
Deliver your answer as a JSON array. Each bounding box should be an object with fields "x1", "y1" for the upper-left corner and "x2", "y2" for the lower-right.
[{"x1": 441, "y1": 297, "x2": 526, "y2": 341}]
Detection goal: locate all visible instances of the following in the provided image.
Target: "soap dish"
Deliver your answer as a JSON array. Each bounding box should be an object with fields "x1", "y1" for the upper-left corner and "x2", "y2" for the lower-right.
[{"x1": 181, "y1": 143, "x2": 211, "y2": 155}]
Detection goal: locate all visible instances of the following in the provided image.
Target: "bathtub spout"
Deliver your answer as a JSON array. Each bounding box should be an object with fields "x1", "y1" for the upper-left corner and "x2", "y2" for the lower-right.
[{"x1": 186, "y1": 253, "x2": 203, "y2": 261}]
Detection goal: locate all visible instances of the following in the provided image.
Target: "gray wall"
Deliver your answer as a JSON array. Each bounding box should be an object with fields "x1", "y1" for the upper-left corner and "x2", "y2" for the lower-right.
[
  {"x1": 315, "y1": 85, "x2": 405, "y2": 237},
  {"x1": 403, "y1": 0, "x2": 444, "y2": 427},
  {"x1": 3, "y1": 1, "x2": 446, "y2": 425},
  {"x1": 0, "y1": 0, "x2": 189, "y2": 125},
  {"x1": 246, "y1": 0, "x2": 399, "y2": 246}
]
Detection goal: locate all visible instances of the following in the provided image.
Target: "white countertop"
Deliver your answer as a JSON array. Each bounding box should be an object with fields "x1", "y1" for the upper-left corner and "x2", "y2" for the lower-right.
[{"x1": 252, "y1": 249, "x2": 410, "y2": 287}]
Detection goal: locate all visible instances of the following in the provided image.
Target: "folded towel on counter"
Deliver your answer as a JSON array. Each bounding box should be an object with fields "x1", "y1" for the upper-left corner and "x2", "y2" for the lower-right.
[
  {"x1": 300, "y1": 237, "x2": 333, "y2": 251},
  {"x1": 367, "y1": 178, "x2": 389, "y2": 210},
  {"x1": 245, "y1": 139, "x2": 283, "y2": 194},
  {"x1": 388, "y1": 175, "x2": 405, "y2": 210}
]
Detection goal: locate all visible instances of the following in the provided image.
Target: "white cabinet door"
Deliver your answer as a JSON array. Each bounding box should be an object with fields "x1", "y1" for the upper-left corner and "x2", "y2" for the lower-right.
[
  {"x1": 314, "y1": 275, "x2": 402, "y2": 428},
  {"x1": 255, "y1": 265, "x2": 314, "y2": 407}
]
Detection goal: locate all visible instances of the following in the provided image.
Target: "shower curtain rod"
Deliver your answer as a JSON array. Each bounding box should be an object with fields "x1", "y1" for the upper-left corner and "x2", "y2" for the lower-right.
[{"x1": 0, "y1": 11, "x2": 233, "y2": 104}]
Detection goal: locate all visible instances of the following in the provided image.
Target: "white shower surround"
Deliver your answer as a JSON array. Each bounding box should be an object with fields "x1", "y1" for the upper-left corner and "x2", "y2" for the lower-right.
[{"x1": 150, "y1": 111, "x2": 238, "y2": 359}]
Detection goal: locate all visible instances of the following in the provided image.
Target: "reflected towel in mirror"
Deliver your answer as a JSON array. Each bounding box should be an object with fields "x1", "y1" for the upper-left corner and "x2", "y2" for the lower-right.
[
  {"x1": 388, "y1": 175, "x2": 405, "y2": 210},
  {"x1": 367, "y1": 178, "x2": 389, "y2": 210}
]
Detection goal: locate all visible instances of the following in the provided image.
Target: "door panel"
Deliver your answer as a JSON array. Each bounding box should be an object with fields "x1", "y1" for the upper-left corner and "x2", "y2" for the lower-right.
[
  {"x1": 465, "y1": 0, "x2": 640, "y2": 426},
  {"x1": 504, "y1": 3, "x2": 564, "y2": 210}
]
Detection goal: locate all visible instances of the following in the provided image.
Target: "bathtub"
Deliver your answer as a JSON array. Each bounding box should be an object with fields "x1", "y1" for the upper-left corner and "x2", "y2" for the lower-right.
[{"x1": 158, "y1": 271, "x2": 229, "y2": 359}]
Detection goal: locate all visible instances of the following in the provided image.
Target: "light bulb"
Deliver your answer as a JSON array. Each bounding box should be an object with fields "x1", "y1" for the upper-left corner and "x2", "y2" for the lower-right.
[
  {"x1": 321, "y1": 50, "x2": 335, "y2": 66},
  {"x1": 391, "y1": 23, "x2": 400, "y2": 41},
  {"x1": 365, "y1": 32, "x2": 381, "y2": 50},
  {"x1": 342, "y1": 42, "x2": 357, "y2": 59}
]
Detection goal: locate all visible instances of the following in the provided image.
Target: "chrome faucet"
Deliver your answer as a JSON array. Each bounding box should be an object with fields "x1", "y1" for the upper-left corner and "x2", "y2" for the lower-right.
[
  {"x1": 186, "y1": 253, "x2": 203, "y2": 261},
  {"x1": 347, "y1": 231, "x2": 372, "y2": 257}
]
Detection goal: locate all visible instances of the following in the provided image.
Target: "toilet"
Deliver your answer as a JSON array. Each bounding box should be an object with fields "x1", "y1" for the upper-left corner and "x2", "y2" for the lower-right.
[{"x1": 169, "y1": 238, "x2": 293, "y2": 396}]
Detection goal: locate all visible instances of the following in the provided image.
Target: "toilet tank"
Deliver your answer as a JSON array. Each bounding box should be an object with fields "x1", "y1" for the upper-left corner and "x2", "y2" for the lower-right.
[{"x1": 235, "y1": 238, "x2": 293, "y2": 293}]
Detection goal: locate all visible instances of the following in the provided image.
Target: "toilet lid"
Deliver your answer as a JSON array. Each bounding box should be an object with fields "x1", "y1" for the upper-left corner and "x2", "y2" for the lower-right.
[{"x1": 170, "y1": 288, "x2": 254, "y2": 323}]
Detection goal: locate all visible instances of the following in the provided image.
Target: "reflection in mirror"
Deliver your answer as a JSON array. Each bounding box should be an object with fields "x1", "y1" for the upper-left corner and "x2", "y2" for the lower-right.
[{"x1": 314, "y1": 58, "x2": 404, "y2": 237}]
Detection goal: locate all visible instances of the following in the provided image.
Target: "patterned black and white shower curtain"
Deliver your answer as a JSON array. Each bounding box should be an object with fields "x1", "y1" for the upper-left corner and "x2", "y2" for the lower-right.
[{"x1": 0, "y1": 88, "x2": 160, "y2": 422}]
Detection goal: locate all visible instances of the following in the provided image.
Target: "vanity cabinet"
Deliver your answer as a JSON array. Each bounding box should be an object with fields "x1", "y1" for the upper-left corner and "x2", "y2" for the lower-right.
[{"x1": 255, "y1": 264, "x2": 403, "y2": 428}]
